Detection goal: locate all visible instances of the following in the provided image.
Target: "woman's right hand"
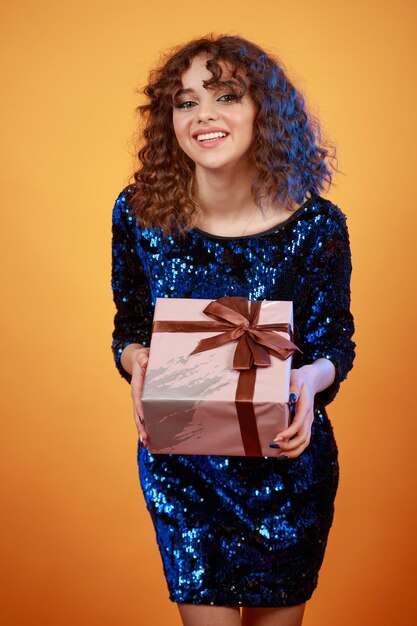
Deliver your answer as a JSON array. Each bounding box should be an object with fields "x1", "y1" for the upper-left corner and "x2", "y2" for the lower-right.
[{"x1": 130, "y1": 347, "x2": 150, "y2": 448}]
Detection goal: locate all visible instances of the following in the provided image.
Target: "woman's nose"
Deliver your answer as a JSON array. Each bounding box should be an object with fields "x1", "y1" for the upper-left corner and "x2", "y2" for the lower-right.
[{"x1": 196, "y1": 99, "x2": 218, "y2": 121}]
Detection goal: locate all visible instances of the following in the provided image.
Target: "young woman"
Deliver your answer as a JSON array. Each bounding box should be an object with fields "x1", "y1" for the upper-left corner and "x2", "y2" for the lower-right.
[{"x1": 111, "y1": 34, "x2": 356, "y2": 626}]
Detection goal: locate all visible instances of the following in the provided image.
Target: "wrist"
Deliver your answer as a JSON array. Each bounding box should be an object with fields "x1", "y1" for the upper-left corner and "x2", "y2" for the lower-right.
[
  {"x1": 296, "y1": 363, "x2": 317, "y2": 392},
  {"x1": 120, "y1": 343, "x2": 149, "y2": 376},
  {"x1": 296, "y1": 359, "x2": 336, "y2": 395}
]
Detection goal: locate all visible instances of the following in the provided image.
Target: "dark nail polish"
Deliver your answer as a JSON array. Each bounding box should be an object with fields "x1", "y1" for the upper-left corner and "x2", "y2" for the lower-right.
[
  {"x1": 289, "y1": 392, "x2": 298, "y2": 404},
  {"x1": 269, "y1": 442, "x2": 281, "y2": 448},
  {"x1": 277, "y1": 455, "x2": 289, "y2": 460}
]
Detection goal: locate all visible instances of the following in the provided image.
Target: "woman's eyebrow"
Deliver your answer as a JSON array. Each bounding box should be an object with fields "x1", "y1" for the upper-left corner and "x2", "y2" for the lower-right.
[
  {"x1": 173, "y1": 88, "x2": 196, "y2": 99},
  {"x1": 173, "y1": 83, "x2": 228, "y2": 100}
]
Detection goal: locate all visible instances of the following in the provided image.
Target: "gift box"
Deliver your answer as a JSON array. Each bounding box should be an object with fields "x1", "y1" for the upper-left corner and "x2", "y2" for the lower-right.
[{"x1": 141, "y1": 296, "x2": 302, "y2": 457}]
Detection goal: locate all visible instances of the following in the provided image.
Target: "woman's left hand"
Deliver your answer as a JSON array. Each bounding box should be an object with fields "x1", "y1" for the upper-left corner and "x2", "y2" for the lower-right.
[{"x1": 271, "y1": 366, "x2": 316, "y2": 459}]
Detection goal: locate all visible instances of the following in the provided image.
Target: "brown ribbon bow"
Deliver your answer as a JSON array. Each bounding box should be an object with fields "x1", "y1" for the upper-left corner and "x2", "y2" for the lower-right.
[{"x1": 152, "y1": 296, "x2": 303, "y2": 456}]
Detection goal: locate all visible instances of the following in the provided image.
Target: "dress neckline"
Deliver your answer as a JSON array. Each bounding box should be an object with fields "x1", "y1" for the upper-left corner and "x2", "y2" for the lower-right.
[{"x1": 190, "y1": 195, "x2": 316, "y2": 241}]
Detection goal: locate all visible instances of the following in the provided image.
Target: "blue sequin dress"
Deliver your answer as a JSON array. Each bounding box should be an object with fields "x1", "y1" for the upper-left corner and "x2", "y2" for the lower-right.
[{"x1": 111, "y1": 185, "x2": 356, "y2": 608}]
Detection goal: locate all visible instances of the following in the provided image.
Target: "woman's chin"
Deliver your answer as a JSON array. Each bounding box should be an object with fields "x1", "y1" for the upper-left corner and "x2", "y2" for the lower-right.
[{"x1": 194, "y1": 155, "x2": 250, "y2": 174}]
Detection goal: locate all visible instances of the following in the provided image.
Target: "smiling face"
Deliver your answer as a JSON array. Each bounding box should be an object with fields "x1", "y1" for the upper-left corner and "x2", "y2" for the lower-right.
[{"x1": 172, "y1": 54, "x2": 258, "y2": 173}]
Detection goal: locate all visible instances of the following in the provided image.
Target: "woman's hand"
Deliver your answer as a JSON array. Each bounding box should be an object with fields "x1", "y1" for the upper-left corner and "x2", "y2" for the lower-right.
[
  {"x1": 270, "y1": 358, "x2": 336, "y2": 458},
  {"x1": 270, "y1": 366, "x2": 317, "y2": 459},
  {"x1": 130, "y1": 347, "x2": 150, "y2": 448}
]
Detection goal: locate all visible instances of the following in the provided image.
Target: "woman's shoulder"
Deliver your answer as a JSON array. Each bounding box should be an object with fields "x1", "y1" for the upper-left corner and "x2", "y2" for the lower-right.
[
  {"x1": 258, "y1": 193, "x2": 350, "y2": 240},
  {"x1": 302, "y1": 194, "x2": 351, "y2": 244},
  {"x1": 307, "y1": 193, "x2": 349, "y2": 226},
  {"x1": 112, "y1": 184, "x2": 140, "y2": 229},
  {"x1": 301, "y1": 195, "x2": 353, "y2": 271},
  {"x1": 112, "y1": 184, "x2": 171, "y2": 244},
  {"x1": 113, "y1": 184, "x2": 137, "y2": 212}
]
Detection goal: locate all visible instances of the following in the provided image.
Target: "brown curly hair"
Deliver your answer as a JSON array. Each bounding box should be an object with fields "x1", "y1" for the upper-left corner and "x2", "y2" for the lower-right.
[{"x1": 127, "y1": 33, "x2": 339, "y2": 237}]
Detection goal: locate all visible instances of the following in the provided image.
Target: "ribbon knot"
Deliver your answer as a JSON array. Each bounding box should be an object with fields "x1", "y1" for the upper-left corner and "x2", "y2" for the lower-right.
[{"x1": 187, "y1": 296, "x2": 302, "y2": 370}]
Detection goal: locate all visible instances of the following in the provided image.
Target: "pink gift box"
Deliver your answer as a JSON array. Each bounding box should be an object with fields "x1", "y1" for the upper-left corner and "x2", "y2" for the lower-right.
[{"x1": 141, "y1": 296, "x2": 301, "y2": 457}]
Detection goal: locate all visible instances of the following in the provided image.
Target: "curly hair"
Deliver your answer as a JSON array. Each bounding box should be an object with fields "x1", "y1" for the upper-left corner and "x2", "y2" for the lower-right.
[{"x1": 127, "y1": 33, "x2": 339, "y2": 237}]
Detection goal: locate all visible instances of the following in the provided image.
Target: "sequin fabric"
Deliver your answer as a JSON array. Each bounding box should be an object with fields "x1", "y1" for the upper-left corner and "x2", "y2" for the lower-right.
[{"x1": 111, "y1": 185, "x2": 356, "y2": 608}]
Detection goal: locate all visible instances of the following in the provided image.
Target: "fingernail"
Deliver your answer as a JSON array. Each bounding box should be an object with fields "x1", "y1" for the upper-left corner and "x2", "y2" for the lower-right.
[
  {"x1": 269, "y1": 442, "x2": 281, "y2": 448},
  {"x1": 277, "y1": 455, "x2": 289, "y2": 460},
  {"x1": 289, "y1": 392, "x2": 298, "y2": 403}
]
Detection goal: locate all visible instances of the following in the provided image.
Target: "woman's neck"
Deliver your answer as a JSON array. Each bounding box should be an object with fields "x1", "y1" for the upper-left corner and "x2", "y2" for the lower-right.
[
  {"x1": 192, "y1": 162, "x2": 307, "y2": 237},
  {"x1": 194, "y1": 162, "x2": 261, "y2": 222}
]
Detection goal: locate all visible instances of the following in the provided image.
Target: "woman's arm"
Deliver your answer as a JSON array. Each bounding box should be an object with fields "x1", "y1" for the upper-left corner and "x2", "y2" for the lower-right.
[
  {"x1": 272, "y1": 207, "x2": 356, "y2": 456},
  {"x1": 111, "y1": 187, "x2": 154, "y2": 383},
  {"x1": 300, "y1": 207, "x2": 356, "y2": 407}
]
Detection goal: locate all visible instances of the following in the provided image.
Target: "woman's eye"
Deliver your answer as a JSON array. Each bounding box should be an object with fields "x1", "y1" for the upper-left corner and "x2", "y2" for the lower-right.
[
  {"x1": 175, "y1": 93, "x2": 239, "y2": 109},
  {"x1": 176, "y1": 100, "x2": 196, "y2": 109},
  {"x1": 218, "y1": 93, "x2": 239, "y2": 102}
]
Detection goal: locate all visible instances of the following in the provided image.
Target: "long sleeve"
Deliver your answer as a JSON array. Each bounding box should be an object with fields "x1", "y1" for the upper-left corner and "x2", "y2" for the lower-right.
[
  {"x1": 301, "y1": 208, "x2": 356, "y2": 408},
  {"x1": 111, "y1": 187, "x2": 154, "y2": 384}
]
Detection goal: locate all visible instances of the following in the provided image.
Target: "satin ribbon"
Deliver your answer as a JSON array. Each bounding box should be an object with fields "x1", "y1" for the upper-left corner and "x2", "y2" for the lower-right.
[{"x1": 152, "y1": 296, "x2": 303, "y2": 456}]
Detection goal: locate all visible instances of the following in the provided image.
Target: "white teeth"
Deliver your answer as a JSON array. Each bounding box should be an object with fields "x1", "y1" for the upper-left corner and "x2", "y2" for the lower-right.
[{"x1": 196, "y1": 131, "x2": 227, "y2": 141}]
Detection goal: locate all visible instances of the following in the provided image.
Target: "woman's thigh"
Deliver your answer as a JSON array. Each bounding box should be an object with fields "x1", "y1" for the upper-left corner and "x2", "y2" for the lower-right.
[
  {"x1": 241, "y1": 602, "x2": 306, "y2": 626},
  {"x1": 177, "y1": 602, "x2": 242, "y2": 626}
]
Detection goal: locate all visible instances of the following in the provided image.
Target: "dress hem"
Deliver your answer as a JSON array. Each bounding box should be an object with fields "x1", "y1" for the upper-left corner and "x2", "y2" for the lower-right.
[{"x1": 168, "y1": 589, "x2": 315, "y2": 608}]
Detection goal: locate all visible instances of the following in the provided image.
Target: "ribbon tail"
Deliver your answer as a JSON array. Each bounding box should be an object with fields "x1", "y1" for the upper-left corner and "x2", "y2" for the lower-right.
[
  {"x1": 233, "y1": 333, "x2": 253, "y2": 369},
  {"x1": 247, "y1": 334, "x2": 272, "y2": 367},
  {"x1": 233, "y1": 333, "x2": 271, "y2": 369},
  {"x1": 249, "y1": 329, "x2": 303, "y2": 358},
  {"x1": 189, "y1": 328, "x2": 244, "y2": 356}
]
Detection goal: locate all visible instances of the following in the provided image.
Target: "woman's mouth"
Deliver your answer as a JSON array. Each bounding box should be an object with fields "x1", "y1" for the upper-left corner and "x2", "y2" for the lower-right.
[{"x1": 193, "y1": 131, "x2": 229, "y2": 148}]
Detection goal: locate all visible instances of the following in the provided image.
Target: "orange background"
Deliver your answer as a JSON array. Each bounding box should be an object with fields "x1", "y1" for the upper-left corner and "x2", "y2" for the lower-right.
[{"x1": 1, "y1": 1, "x2": 416, "y2": 624}]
